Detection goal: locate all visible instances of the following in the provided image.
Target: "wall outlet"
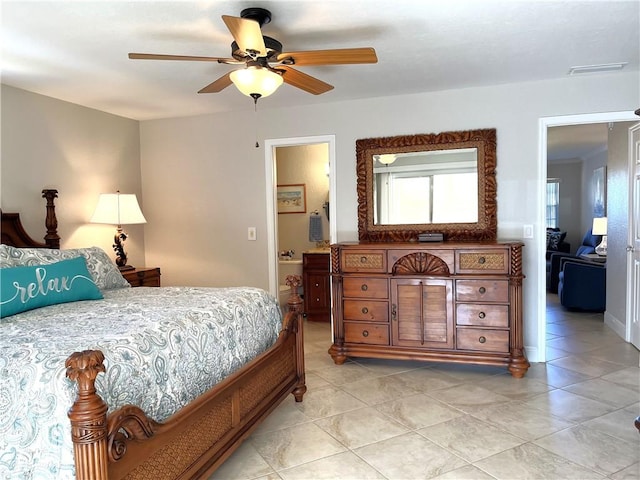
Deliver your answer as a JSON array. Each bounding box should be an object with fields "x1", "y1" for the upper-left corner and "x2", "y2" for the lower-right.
[
  {"x1": 247, "y1": 227, "x2": 257, "y2": 241},
  {"x1": 523, "y1": 224, "x2": 534, "y2": 239}
]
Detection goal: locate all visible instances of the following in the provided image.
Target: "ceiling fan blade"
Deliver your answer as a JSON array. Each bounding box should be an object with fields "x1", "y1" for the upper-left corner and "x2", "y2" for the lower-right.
[
  {"x1": 276, "y1": 66, "x2": 334, "y2": 95},
  {"x1": 277, "y1": 47, "x2": 377, "y2": 66},
  {"x1": 129, "y1": 53, "x2": 238, "y2": 63},
  {"x1": 198, "y1": 73, "x2": 233, "y2": 93},
  {"x1": 222, "y1": 15, "x2": 266, "y2": 57}
]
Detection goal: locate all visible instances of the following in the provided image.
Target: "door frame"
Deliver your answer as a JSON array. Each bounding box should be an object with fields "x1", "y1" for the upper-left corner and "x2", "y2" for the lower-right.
[
  {"x1": 627, "y1": 122, "x2": 640, "y2": 348},
  {"x1": 264, "y1": 135, "x2": 337, "y2": 298},
  {"x1": 538, "y1": 111, "x2": 638, "y2": 361}
]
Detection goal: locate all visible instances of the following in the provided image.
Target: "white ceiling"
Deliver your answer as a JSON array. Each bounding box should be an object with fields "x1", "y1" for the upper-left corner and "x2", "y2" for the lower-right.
[{"x1": 2, "y1": 0, "x2": 638, "y2": 157}]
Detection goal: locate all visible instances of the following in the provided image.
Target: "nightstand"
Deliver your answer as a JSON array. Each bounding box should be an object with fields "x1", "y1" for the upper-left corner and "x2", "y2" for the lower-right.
[{"x1": 121, "y1": 267, "x2": 161, "y2": 287}]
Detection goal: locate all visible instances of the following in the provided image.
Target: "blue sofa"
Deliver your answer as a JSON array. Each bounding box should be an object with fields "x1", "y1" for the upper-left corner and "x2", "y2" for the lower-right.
[
  {"x1": 557, "y1": 258, "x2": 606, "y2": 312},
  {"x1": 547, "y1": 229, "x2": 602, "y2": 294}
]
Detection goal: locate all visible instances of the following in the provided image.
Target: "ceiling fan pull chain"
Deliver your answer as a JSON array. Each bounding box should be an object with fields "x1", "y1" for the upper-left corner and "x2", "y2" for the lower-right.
[{"x1": 252, "y1": 93, "x2": 261, "y2": 148}]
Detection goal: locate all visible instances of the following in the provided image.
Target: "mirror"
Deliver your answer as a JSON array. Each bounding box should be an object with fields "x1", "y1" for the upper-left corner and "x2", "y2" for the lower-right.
[{"x1": 356, "y1": 129, "x2": 497, "y2": 242}]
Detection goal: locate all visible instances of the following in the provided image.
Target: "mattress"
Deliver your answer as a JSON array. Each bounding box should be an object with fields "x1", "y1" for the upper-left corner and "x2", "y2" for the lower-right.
[{"x1": 0, "y1": 286, "x2": 282, "y2": 479}]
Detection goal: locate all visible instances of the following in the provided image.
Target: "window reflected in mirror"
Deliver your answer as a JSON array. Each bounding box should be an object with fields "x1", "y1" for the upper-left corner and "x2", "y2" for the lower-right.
[{"x1": 373, "y1": 148, "x2": 478, "y2": 225}]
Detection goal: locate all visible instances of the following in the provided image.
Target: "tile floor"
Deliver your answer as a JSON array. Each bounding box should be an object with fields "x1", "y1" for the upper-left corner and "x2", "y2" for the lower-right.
[{"x1": 211, "y1": 294, "x2": 639, "y2": 479}]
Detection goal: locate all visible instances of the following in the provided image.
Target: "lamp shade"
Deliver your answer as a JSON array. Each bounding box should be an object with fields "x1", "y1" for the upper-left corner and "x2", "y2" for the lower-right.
[
  {"x1": 230, "y1": 67, "x2": 283, "y2": 98},
  {"x1": 90, "y1": 193, "x2": 146, "y2": 226},
  {"x1": 592, "y1": 217, "x2": 607, "y2": 236}
]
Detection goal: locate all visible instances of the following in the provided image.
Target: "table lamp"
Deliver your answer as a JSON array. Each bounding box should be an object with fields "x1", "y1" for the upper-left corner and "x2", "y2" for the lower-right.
[
  {"x1": 592, "y1": 217, "x2": 607, "y2": 256},
  {"x1": 90, "y1": 192, "x2": 146, "y2": 270}
]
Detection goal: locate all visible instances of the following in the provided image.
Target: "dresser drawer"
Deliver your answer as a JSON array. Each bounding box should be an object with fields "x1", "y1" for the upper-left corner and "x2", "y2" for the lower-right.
[
  {"x1": 303, "y1": 252, "x2": 330, "y2": 271},
  {"x1": 456, "y1": 304, "x2": 509, "y2": 327},
  {"x1": 457, "y1": 328, "x2": 509, "y2": 353},
  {"x1": 456, "y1": 250, "x2": 508, "y2": 274},
  {"x1": 456, "y1": 279, "x2": 509, "y2": 302},
  {"x1": 343, "y1": 277, "x2": 388, "y2": 298},
  {"x1": 343, "y1": 300, "x2": 388, "y2": 322},
  {"x1": 345, "y1": 322, "x2": 389, "y2": 345},
  {"x1": 342, "y1": 250, "x2": 387, "y2": 273}
]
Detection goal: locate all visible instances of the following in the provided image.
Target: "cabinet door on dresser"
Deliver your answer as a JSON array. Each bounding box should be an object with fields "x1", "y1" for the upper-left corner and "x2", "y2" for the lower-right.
[{"x1": 390, "y1": 278, "x2": 454, "y2": 349}]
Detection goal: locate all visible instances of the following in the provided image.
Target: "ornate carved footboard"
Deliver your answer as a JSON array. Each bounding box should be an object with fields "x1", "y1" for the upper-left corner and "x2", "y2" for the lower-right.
[
  {"x1": 66, "y1": 293, "x2": 305, "y2": 480},
  {"x1": 2, "y1": 191, "x2": 307, "y2": 479}
]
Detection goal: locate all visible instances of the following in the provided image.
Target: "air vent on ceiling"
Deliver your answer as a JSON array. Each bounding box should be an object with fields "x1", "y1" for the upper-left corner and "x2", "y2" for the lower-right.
[{"x1": 568, "y1": 62, "x2": 627, "y2": 75}]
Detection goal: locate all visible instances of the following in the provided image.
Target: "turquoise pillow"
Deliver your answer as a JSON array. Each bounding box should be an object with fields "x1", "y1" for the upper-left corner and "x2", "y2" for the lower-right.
[{"x1": 0, "y1": 257, "x2": 103, "y2": 318}]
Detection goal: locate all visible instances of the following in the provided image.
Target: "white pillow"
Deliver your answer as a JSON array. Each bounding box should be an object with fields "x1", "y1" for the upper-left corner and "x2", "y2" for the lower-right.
[{"x1": 0, "y1": 244, "x2": 130, "y2": 290}]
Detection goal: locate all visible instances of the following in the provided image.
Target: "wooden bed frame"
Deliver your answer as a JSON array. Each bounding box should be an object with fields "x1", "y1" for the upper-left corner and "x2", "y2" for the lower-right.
[{"x1": 1, "y1": 189, "x2": 306, "y2": 479}]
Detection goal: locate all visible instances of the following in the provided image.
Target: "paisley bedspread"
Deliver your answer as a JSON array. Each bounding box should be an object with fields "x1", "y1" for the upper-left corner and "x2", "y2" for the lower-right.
[{"x1": 0, "y1": 286, "x2": 283, "y2": 479}]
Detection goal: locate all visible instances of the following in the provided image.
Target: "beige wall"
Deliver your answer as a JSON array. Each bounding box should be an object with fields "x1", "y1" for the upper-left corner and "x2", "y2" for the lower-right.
[
  {"x1": 276, "y1": 144, "x2": 330, "y2": 260},
  {"x1": 1, "y1": 84, "x2": 145, "y2": 265}
]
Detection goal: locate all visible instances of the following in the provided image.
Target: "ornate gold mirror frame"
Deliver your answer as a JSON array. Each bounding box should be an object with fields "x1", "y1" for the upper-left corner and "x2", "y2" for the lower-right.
[{"x1": 356, "y1": 128, "x2": 497, "y2": 242}]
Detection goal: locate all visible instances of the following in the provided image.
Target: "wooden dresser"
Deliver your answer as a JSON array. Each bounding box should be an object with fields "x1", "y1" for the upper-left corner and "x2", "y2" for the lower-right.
[
  {"x1": 329, "y1": 242, "x2": 529, "y2": 377},
  {"x1": 303, "y1": 252, "x2": 331, "y2": 322},
  {"x1": 121, "y1": 267, "x2": 161, "y2": 287}
]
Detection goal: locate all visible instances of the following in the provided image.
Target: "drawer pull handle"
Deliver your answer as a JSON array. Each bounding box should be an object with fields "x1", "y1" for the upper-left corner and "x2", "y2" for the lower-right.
[
  {"x1": 361, "y1": 284, "x2": 368, "y2": 291},
  {"x1": 362, "y1": 307, "x2": 369, "y2": 314},
  {"x1": 478, "y1": 311, "x2": 486, "y2": 319},
  {"x1": 362, "y1": 330, "x2": 369, "y2": 337},
  {"x1": 478, "y1": 287, "x2": 486, "y2": 294},
  {"x1": 392, "y1": 304, "x2": 397, "y2": 321},
  {"x1": 478, "y1": 256, "x2": 486, "y2": 264},
  {"x1": 360, "y1": 256, "x2": 367, "y2": 263},
  {"x1": 478, "y1": 336, "x2": 487, "y2": 344},
  {"x1": 315, "y1": 283, "x2": 319, "y2": 287}
]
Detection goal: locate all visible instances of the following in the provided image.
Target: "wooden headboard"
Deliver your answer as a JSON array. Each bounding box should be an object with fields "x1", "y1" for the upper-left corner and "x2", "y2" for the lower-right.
[{"x1": 0, "y1": 189, "x2": 60, "y2": 248}]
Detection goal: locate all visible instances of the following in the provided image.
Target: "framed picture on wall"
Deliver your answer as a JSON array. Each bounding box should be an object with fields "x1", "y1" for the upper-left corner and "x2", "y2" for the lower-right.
[
  {"x1": 277, "y1": 184, "x2": 306, "y2": 214},
  {"x1": 593, "y1": 166, "x2": 606, "y2": 216}
]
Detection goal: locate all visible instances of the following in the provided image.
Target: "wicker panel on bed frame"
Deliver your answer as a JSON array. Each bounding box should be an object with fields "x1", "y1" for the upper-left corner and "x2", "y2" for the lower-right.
[{"x1": 1, "y1": 190, "x2": 306, "y2": 479}]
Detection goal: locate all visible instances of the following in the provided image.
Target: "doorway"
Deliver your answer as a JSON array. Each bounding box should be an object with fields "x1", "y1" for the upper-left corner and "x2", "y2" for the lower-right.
[
  {"x1": 264, "y1": 135, "x2": 337, "y2": 301},
  {"x1": 538, "y1": 111, "x2": 639, "y2": 361}
]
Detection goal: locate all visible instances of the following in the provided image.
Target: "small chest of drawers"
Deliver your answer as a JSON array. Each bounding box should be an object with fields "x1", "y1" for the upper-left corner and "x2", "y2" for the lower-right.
[
  {"x1": 302, "y1": 252, "x2": 330, "y2": 322},
  {"x1": 121, "y1": 267, "x2": 161, "y2": 287},
  {"x1": 329, "y1": 242, "x2": 529, "y2": 378}
]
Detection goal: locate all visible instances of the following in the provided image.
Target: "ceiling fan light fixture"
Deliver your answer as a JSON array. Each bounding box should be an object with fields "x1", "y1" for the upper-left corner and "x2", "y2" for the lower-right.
[{"x1": 230, "y1": 67, "x2": 283, "y2": 98}]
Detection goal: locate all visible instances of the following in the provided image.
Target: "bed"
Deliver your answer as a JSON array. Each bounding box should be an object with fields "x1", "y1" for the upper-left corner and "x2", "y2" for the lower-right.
[{"x1": 0, "y1": 189, "x2": 306, "y2": 479}]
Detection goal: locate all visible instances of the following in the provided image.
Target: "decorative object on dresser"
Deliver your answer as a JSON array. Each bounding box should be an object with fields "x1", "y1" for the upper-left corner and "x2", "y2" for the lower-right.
[
  {"x1": 90, "y1": 191, "x2": 147, "y2": 270},
  {"x1": 356, "y1": 128, "x2": 497, "y2": 242},
  {"x1": 329, "y1": 242, "x2": 529, "y2": 377},
  {"x1": 303, "y1": 251, "x2": 331, "y2": 322},
  {"x1": 121, "y1": 267, "x2": 161, "y2": 287}
]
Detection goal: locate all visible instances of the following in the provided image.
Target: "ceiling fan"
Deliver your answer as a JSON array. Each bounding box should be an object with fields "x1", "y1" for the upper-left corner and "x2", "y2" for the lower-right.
[{"x1": 129, "y1": 7, "x2": 378, "y2": 102}]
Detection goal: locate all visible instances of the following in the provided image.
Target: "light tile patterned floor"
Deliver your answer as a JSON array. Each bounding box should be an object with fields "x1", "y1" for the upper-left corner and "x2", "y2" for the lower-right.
[{"x1": 211, "y1": 294, "x2": 639, "y2": 479}]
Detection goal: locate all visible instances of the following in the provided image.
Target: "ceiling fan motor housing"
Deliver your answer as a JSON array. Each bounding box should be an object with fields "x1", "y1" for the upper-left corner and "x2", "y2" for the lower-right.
[
  {"x1": 231, "y1": 36, "x2": 283, "y2": 61},
  {"x1": 240, "y1": 7, "x2": 272, "y2": 27}
]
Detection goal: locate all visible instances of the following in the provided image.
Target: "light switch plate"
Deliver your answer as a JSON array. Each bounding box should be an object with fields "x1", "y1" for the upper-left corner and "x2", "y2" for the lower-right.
[
  {"x1": 248, "y1": 227, "x2": 257, "y2": 241},
  {"x1": 523, "y1": 224, "x2": 534, "y2": 239}
]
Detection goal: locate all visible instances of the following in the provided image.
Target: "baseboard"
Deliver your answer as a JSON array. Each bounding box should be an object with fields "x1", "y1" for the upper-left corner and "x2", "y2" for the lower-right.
[
  {"x1": 604, "y1": 311, "x2": 627, "y2": 341},
  {"x1": 525, "y1": 346, "x2": 540, "y2": 363}
]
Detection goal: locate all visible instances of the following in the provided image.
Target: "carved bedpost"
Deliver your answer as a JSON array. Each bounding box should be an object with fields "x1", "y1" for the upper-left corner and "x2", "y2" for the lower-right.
[
  {"x1": 41, "y1": 189, "x2": 60, "y2": 249},
  {"x1": 66, "y1": 350, "x2": 109, "y2": 480},
  {"x1": 285, "y1": 275, "x2": 306, "y2": 402}
]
